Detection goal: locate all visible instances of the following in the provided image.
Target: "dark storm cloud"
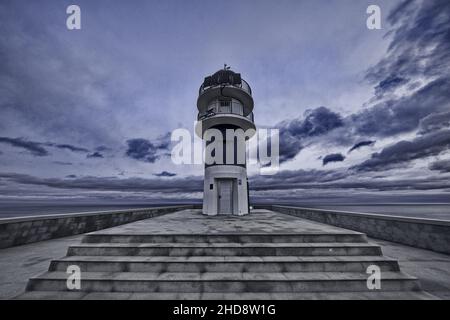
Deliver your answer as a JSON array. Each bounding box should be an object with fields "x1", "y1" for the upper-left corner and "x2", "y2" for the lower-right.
[
  {"x1": 429, "y1": 159, "x2": 450, "y2": 173},
  {"x1": 275, "y1": 77, "x2": 450, "y2": 163},
  {"x1": 153, "y1": 171, "x2": 177, "y2": 177},
  {"x1": 352, "y1": 130, "x2": 450, "y2": 172},
  {"x1": 86, "y1": 152, "x2": 104, "y2": 159},
  {"x1": 250, "y1": 169, "x2": 348, "y2": 191},
  {"x1": 1, "y1": 166, "x2": 449, "y2": 198},
  {"x1": 418, "y1": 111, "x2": 450, "y2": 135},
  {"x1": 0, "y1": 136, "x2": 93, "y2": 157},
  {"x1": 322, "y1": 153, "x2": 345, "y2": 166},
  {"x1": 0, "y1": 172, "x2": 202, "y2": 193},
  {"x1": 46, "y1": 143, "x2": 89, "y2": 153},
  {"x1": 374, "y1": 76, "x2": 408, "y2": 97},
  {"x1": 349, "y1": 0, "x2": 450, "y2": 141},
  {"x1": 66, "y1": 175, "x2": 77, "y2": 178},
  {"x1": 125, "y1": 139, "x2": 160, "y2": 163},
  {"x1": 348, "y1": 141, "x2": 376, "y2": 153},
  {"x1": 277, "y1": 107, "x2": 344, "y2": 162},
  {"x1": 366, "y1": 0, "x2": 450, "y2": 84},
  {"x1": 125, "y1": 134, "x2": 171, "y2": 163},
  {"x1": 349, "y1": 77, "x2": 450, "y2": 138},
  {"x1": 248, "y1": 169, "x2": 450, "y2": 192},
  {"x1": 0, "y1": 137, "x2": 49, "y2": 156}
]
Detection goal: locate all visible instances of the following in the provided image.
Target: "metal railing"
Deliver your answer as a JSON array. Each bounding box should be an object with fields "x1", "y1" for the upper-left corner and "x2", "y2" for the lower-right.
[
  {"x1": 198, "y1": 110, "x2": 254, "y2": 123},
  {"x1": 199, "y1": 79, "x2": 252, "y2": 96}
]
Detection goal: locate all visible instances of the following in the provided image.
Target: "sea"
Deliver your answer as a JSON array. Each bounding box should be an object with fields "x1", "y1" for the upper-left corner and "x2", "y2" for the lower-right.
[{"x1": 0, "y1": 201, "x2": 449, "y2": 221}]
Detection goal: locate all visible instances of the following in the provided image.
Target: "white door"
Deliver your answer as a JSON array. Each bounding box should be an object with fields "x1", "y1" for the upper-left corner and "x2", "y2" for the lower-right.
[{"x1": 218, "y1": 179, "x2": 233, "y2": 214}]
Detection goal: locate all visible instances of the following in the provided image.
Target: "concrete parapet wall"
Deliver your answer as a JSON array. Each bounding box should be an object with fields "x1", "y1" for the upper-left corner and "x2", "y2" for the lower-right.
[
  {"x1": 0, "y1": 205, "x2": 198, "y2": 249},
  {"x1": 258, "y1": 205, "x2": 450, "y2": 255}
]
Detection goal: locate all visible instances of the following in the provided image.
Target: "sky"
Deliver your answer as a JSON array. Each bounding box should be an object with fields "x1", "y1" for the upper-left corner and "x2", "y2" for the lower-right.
[{"x1": 0, "y1": 0, "x2": 449, "y2": 204}]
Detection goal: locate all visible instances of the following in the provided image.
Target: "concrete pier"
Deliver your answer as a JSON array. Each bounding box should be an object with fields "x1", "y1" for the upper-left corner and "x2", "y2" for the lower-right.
[{"x1": 4, "y1": 208, "x2": 447, "y2": 300}]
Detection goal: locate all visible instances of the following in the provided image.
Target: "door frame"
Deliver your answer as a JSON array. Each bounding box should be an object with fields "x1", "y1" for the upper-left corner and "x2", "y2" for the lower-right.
[{"x1": 217, "y1": 178, "x2": 235, "y2": 215}]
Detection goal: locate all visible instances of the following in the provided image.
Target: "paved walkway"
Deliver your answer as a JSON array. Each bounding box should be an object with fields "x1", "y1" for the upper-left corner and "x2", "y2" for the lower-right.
[
  {"x1": 0, "y1": 209, "x2": 449, "y2": 299},
  {"x1": 97, "y1": 209, "x2": 351, "y2": 234}
]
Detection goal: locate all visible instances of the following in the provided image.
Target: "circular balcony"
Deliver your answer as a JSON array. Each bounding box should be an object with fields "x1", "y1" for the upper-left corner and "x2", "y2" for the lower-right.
[
  {"x1": 199, "y1": 78, "x2": 252, "y2": 96},
  {"x1": 197, "y1": 70, "x2": 254, "y2": 114},
  {"x1": 195, "y1": 111, "x2": 256, "y2": 138}
]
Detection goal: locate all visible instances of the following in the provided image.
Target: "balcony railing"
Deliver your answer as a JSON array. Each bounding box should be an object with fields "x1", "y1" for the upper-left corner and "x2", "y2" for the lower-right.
[
  {"x1": 199, "y1": 79, "x2": 252, "y2": 96},
  {"x1": 197, "y1": 110, "x2": 254, "y2": 123}
]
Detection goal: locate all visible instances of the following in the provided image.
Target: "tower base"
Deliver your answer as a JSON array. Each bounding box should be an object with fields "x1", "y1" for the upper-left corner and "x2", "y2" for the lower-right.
[{"x1": 202, "y1": 165, "x2": 249, "y2": 216}]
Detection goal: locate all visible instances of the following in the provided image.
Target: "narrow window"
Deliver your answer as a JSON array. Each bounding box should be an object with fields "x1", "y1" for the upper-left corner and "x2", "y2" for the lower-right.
[{"x1": 219, "y1": 99, "x2": 231, "y2": 113}]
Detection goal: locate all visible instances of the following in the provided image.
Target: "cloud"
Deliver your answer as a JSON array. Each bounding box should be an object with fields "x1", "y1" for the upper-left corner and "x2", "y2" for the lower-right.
[
  {"x1": 322, "y1": 153, "x2": 345, "y2": 166},
  {"x1": 365, "y1": 0, "x2": 450, "y2": 84},
  {"x1": 1, "y1": 167, "x2": 448, "y2": 202},
  {"x1": 349, "y1": 77, "x2": 450, "y2": 138},
  {"x1": 95, "y1": 146, "x2": 112, "y2": 152},
  {"x1": 348, "y1": 140, "x2": 376, "y2": 153},
  {"x1": 46, "y1": 143, "x2": 89, "y2": 153},
  {"x1": 374, "y1": 76, "x2": 408, "y2": 97},
  {"x1": 0, "y1": 172, "x2": 203, "y2": 193},
  {"x1": 0, "y1": 136, "x2": 94, "y2": 158},
  {"x1": 277, "y1": 106, "x2": 344, "y2": 162},
  {"x1": 429, "y1": 159, "x2": 450, "y2": 173},
  {"x1": 274, "y1": 79, "x2": 450, "y2": 163},
  {"x1": 125, "y1": 139, "x2": 160, "y2": 163},
  {"x1": 0, "y1": 137, "x2": 49, "y2": 156},
  {"x1": 250, "y1": 169, "x2": 348, "y2": 191},
  {"x1": 353, "y1": 129, "x2": 450, "y2": 172},
  {"x1": 351, "y1": 0, "x2": 450, "y2": 140},
  {"x1": 153, "y1": 171, "x2": 177, "y2": 177},
  {"x1": 86, "y1": 152, "x2": 104, "y2": 159},
  {"x1": 52, "y1": 161, "x2": 73, "y2": 166},
  {"x1": 125, "y1": 134, "x2": 171, "y2": 163},
  {"x1": 249, "y1": 168, "x2": 450, "y2": 192},
  {"x1": 66, "y1": 174, "x2": 77, "y2": 178},
  {"x1": 418, "y1": 111, "x2": 450, "y2": 135}
]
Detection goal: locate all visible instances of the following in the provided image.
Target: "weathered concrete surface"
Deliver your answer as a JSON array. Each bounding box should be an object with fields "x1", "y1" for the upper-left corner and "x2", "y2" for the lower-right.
[
  {"x1": 372, "y1": 237, "x2": 450, "y2": 299},
  {"x1": 0, "y1": 205, "x2": 195, "y2": 249},
  {"x1": 0, "y1": 234, "x2": 84, "y2": 299},
  {"x1": 2, "y1": 209, "x2": 448, "y2": 299},
  {"x1": 265, "y1": 205, "x2": 450, "y2": 255},
  {"x1": 92, "y1": 208, "x2": 353, "y2": 234}
]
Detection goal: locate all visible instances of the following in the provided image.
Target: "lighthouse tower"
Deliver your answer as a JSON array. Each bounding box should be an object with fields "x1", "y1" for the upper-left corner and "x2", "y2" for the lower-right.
[{"x1": 195, "y1": 67, "x2": 256, "y2": 216}]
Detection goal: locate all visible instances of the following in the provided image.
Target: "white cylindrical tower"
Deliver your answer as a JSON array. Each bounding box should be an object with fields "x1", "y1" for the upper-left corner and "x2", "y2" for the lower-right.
[{"x1": 195, "y1": 67, "x2": 256, "y2": 216}]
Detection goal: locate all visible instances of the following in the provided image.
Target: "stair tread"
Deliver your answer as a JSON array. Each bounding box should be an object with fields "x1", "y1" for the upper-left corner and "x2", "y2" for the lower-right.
[
  {"x1": 16, "y1": 290, "x2": 437, "y2": 300},
  {"x1": 86, "y1": 232, "x2": 364, "y2": 236},
  {"x1": 70, "y1": 242, "x2": 377, "y2": 248},
  {"x1": 55, "y1": 255, "x2": 395, "y2": 263},
  {"x1": 31, "y1": 271, "x2": 417, "y2": 281}
]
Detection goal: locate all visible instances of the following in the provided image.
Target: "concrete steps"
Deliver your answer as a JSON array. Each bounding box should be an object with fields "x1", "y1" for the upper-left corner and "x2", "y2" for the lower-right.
[
  {"x1": 26, "y1": 271, "x2": 420, "y2": 293},
  {"x1": 20, "y1": 232, "x2": 426, "y2": 299},
  {"x1": 49, "y1": 255, "x2": 400, "y2": 273},
  {"x1": 18, "y1": 290, "x2": 436, "y2": 300},
  {"x1": 82, "y1": 233, "x2": 367, "y2": 244},
  {"x1": 67, "y1": 242, "x2": 382, "y2": 256}
]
